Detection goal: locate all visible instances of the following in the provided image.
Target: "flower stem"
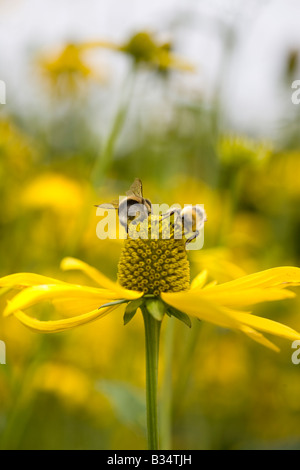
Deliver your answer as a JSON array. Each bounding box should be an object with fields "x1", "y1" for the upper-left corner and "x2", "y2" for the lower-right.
[
  {"x1": 91, "y1": 68, "x2": 136, "y2": 185},
  {"x1": 142, "y1": 306, "x2": 161, "y2": 450},
  {"x1": 160, "y1": 316, "x2": 175, "y2": 450}
]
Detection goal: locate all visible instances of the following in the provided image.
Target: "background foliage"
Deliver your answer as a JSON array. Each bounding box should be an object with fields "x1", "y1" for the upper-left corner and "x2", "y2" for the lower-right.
[{"x1": 1, "y1": 0, "x2": 300, "y2": 450}]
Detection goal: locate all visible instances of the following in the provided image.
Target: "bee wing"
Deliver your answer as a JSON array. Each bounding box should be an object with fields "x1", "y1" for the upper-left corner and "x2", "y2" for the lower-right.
[
  {"x1": 95, "y1": 200, "x2": 119, "y2": 209},
  {"x1": 126, "y1": 178, "x2": 143, "y2": 198}
]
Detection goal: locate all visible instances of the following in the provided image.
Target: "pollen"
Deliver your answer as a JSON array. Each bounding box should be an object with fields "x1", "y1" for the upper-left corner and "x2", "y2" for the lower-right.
[{"x1": 117, "y1": 216, "x2": 190, "y2": 295}]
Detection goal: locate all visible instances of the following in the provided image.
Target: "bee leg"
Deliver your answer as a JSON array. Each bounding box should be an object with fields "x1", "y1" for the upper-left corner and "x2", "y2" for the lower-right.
[
  {"x1": 185, "y1": 231, "x2": 199, "y2": 247},
  {"x1": 161, "y1": 209, "x2": 182, "y2": 225},
  {"x1": 160, "y1": 216, "x2": 175, "y2": 229},
  {"x1": 160, "y1": 212, "x2": 172, "y2": 221}
]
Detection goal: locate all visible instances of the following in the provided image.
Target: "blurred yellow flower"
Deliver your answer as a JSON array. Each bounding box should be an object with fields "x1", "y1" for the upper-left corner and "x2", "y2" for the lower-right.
[
  {"x1": 82, "y1": 31, "x2": 195, "y2": 73},
  {"x1": 260, "y1": 150, "x2": 300, "y2": 199},
  {"x1": 39, "y1": 43, "x2": 103, "y2": 94},
  {"x1": 32, "y1": 362, "x2": 91, "y2": 407},
  {"x1": 218, "y1": 135, "x2": 272, "y2": 168},
  {"x1": 0, "y1": 119, "x2": 35, "y2": 175},
  {"x1": 22, "y1": 173, "x2": 85, "y2": 214},
  {"x1": 191, "y1": 247, "x2": 247, "y2": 283}
]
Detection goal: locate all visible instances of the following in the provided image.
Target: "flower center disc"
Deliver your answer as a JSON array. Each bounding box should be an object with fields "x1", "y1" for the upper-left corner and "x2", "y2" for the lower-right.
[{"x1": 118, "y1": 216, "x2": 190, "y2": 295}]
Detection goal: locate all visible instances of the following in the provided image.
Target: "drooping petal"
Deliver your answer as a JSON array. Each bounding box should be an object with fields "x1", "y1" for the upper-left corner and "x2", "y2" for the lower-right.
[
  {"x1": 229, "y1": 310, "x2": 300, "y2": 341},
  {"x1": 191, "y1": 270, "x2": 208, "y2": 290},
  {"x1": 239, "y1": 325, "x2": 280, "y2": 352},
  {"x1": 161, "y1": 291, "x2": 240, "y2": 330},
  {"x1": 158, "y1": 51, "x2": 196, "y2": 72},
  {"x1": 0, "y1": 273, "x2": 66, "y2": 288},
  {"x1": 3, "y1": 284, "x2": 130, "y2": 317},
  {"x1": 193, "y1": 248, "x2": 247, "y2": 283},
  {"x1": 203, "y1": 281, "x2": 218, "y2": 290},
  {"x1": 199, "y1": 287, "x2": 296, "y2": 308},
  {"x1": 52, "y1": 297, "x2": 111, "y2": 316},
  {"x1": 206, "y1": 267, "x2": 300, "y2": 292},
  {"x1": 79, "y1": 40, "x2": 120, "y2": 51},
  {"x1": 60, "y1": 257, "x2": 117, "y2": 290},
  {"x1": 0, "y1": 287, "x2": 13, "y2": 297},
  {"x1": 192, "y1": 266, "x2": 300, "y2": 308},
  {"x1": 162, "y1": 289, "x2": 300, "y2": 349},
  {"x1": 13, "y1": 304, "x2": 119, "y2": 333},
  {"x1": 60, "y1": 257, "x2": 142, "y2": 299}
]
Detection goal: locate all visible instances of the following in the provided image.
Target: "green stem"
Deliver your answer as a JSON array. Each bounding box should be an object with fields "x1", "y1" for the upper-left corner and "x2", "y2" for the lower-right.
[
  {"x1": 91, "y1": 68, "x2": 136, "y2": 185},
  {"x1": 173, "y1": 319, "x2": 202, "y2": 418},
  {"x1": 142, "y1": 306, "x2": 161, "y2": 450},
  {"x1": 160, "y1": 316, "x2": 175, "y2": 450}
]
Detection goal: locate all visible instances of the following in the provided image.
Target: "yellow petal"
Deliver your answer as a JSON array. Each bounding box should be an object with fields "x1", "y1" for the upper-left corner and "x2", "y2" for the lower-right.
[
  {"x1": 231, "y1": 311, "x2": 300, "y2": 341},
  {"x1": 203, "y1": 281, "x2": 218, "y2": 290},
  {"x1": 208, "y1": 267, "x2": 300, "y2": 292},
  {"x1": 199, "y1": 287, "x2": 296, "y2": 307},
  {"x1": 3, "y1": 284, "x2": 126, "y2": 317},
  {"x1": 13, "y1": 304, "x2": 119, "y2": 333},
  {"x1": 191, "y1": 270, "x2": 208, "y2": 290},
  {"x1": 162, "y1": 290, "x2": 300, "y2": 349},
  {"x1": 239, "y1": 325, "x2": 280, "y2": 352},
  {"x1": 159, "y1": 51, "x2": 196, "y2": 72},
  {"x1": 0, "y1": 273, "x2": 66, "y2": 288},
  {"x1": 193, "y1": 248, "x2": 247, "y2": 282},
  {"x1": 162, "y1": 291, "x2": 240, "y2": 330},
  {"x1": 79, "y1": 40, "x2": 120, "y2": 51},
  {"x1": 52, "y1": 297, "x2": 110, "y2": 316},
  {"x1": 60, "y1": 257, "x2": 141, "y2": 300},
  {"x1": 60, "y1": 257, "x2": 117, "y2": 289}
]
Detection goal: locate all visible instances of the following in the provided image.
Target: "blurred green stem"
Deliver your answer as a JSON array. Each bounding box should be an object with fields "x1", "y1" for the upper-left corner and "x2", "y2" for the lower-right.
[
  {"x1": 160, "y1": 316, "x2": 175, "y2": 450},
  {"x1": 0, "y1": 336, "x2": 49, "y2": 450},
  {"x1": 217, "y1": 168, "x2": 244, "y2": 246},
  {"x1": 91, "y1": 69, "x2": 136, "y2": 184},
  {"x1": 142, "y1": 306, "x2": 161, "y2": 450},
  {"x1": 173, "y1": 320, "x2": 202, "y2": 417}
]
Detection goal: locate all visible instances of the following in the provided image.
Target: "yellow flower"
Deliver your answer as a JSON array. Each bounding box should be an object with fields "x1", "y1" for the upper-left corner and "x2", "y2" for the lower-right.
[
  {"x1": 2, "y1": 245, "x2": 300, "y2": 352},
  {"x1": 22, "y1": 173, "x2": 85, "y2": 214},
  {"x1": 256, "y1": 150, "x2": 300, "y2": 200},
  {"x1": 39, "y1": 43, "x2": 102, "y2": 94},
  {"x1": 217, "y1": 135, "x2": 272, "y2": 168},
  {"x1": 191, "y1": 247, "x2": 247, "y2": 284},
  {"x1": 0, "y1": 119, "x2": 34, "y2": 172},
  {"x1": 32, "y1": 362, "x2": 91, "y2": 407},
  {"x1": 81, "y1": 32, "x2": 195, "y2": 73}
]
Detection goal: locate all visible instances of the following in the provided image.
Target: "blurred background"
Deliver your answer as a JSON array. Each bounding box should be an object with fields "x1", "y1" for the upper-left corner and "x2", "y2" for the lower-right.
[{"x1": 1, "y1": 0, "x2": 300, "y2": 450}]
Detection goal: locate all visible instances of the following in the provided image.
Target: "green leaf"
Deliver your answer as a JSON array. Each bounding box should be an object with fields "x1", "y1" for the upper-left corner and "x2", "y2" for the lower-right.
[
  {"x1": 123, "y1": 298, "x2": 143, "y2": 325},
  {"x1": 97, "y1": 379, "x2": 146, "y2": 434},
  {"x1": 146, "y1": 298, "x2": 165, "y2": 321},
  {"x1": 167, "y1": 306, "x2": 192, "y2": 328},
  {"x1": 98, "y1": 299, "x2": 129, "y2": 310}
]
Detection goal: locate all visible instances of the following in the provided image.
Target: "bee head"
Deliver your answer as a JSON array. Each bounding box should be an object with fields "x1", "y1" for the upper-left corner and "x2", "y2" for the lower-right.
[{"x1": 118, "y1": 196, "x2": 152, "y2": 229}]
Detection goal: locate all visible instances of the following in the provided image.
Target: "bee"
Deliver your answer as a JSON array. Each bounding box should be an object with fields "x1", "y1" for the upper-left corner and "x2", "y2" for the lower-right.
[
  {"x1": 95, "y1": 178, "x2": 152, "y2": 231},
  {"x1": 161, "y1": 205, "x2": 207, "y2": 245}
]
